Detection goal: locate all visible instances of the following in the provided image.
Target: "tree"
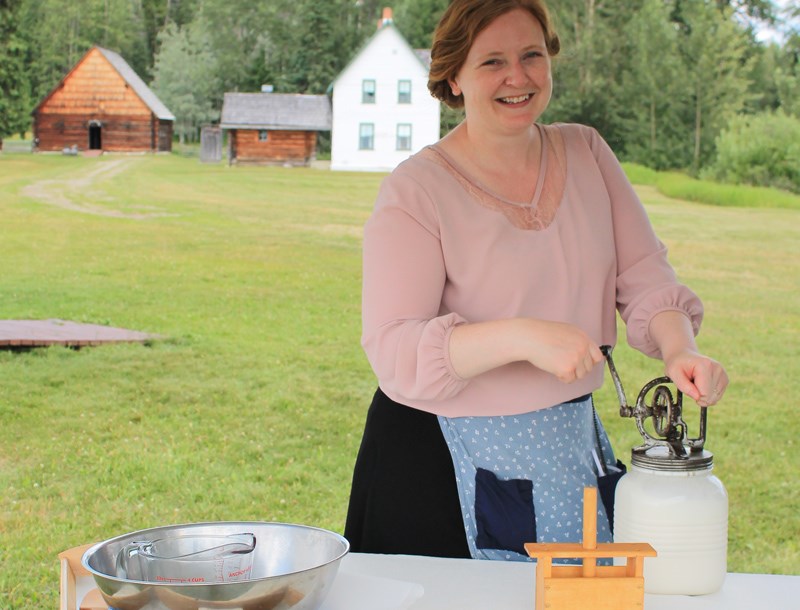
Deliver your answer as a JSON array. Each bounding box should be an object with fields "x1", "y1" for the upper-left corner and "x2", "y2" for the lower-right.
[
  {"x1": 775, "y1": 59, "x2": 800, "y2": 116},
  {"x1": 283, "y1": 0, "x2": 351, "y2": 94},
  {"x1": 138, "y1": 0, "x2": 198, "y2": 75},
  {"x1": 19, "y1": 0, "x2": 150, "y2": 101},
  {"x1": 0, "y1": 0, "x2": 30, "y2": 140},
  {"x1": 150, "y1": 16, "x2": 220, "y2": 143},
  {"x1": 742, "y1": 40, "x2": 782, "y2": 113},
  {"x1": 195, "y1": 0, "x2": 280, "y2": 94},
  {"x1": 718, "y1": 0, "x2": 776, "y2": 21},
  {"x1": 544, "y1": 0, "x2": 640, "y2": 150},
  {"x1": 617, "y1": 0, "x2": 686, "y2": 169},
  {"x1": 773, "y1": 5, "x2": 800, "y2": 116},
  {"x1": 20, "y1": 0, "x2": 91, "y2": 100},
  {"x1": 393, "y1": 0, "x2": 448, "y2": 48},
  {"x1": 677, "y1": 1, "x2": 754, "y2": 172}
]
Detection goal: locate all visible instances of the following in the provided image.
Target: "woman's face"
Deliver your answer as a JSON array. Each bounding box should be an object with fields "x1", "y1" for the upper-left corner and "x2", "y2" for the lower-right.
[{"x1": 450, "y1": 8, "x2": 552, "y2": 136}]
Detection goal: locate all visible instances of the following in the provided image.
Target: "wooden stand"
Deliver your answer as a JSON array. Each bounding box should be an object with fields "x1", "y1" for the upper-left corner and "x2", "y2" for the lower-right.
[
  {"x1": 524, "y1": 487, "x2": 656, "y2": 610},
  {"x1": 59, "y1": 544, "x2": 108, "y2": 610}
]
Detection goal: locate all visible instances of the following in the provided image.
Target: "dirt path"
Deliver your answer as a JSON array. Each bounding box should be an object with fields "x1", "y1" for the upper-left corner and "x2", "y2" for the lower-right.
[{"x1": 21, "y1": 157, "x2": 176, "y2": 219}]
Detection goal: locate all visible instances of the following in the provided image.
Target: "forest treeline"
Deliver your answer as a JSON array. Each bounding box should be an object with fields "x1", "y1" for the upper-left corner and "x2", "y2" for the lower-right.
[{"x1": 1, "y1": 0, "x2": 799, "y2": 189}]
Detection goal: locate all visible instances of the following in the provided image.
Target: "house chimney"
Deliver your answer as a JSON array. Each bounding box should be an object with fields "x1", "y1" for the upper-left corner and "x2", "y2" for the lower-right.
[{"x1": 378, "y1": 7, "x2": 393, "y2": 29}]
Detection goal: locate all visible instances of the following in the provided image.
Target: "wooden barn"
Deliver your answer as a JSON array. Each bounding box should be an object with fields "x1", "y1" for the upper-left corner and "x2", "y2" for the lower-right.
[
  {"x1": 220, "y1": 92, "x2": 331, "y2": 166},
  {"x1": 32, "y1": 46, "x2": 175, "y2": 154}
]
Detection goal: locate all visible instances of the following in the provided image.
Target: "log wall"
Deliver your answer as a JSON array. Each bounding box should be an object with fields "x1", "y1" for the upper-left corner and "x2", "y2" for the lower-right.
[
  {"x1": 34, "y1": 113, "x2": 163, "y2": 152},
  {"x1": 231, "y1": 129, "x2": 316, "y2": 165}
]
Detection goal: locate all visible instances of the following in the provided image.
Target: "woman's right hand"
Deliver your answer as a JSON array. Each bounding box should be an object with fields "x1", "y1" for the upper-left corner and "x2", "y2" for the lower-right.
[
  {"x1": 515, "y1": 319, "x2": 605, "y2": 383},
  {"x1": 449, "y1": 318, "x2": 604, "y2": 383}
]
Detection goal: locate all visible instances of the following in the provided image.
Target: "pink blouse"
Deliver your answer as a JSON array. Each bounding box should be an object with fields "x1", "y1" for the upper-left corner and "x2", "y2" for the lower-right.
[{"x1": 361, "y1": 123, "x2": 703, "y2": 417}]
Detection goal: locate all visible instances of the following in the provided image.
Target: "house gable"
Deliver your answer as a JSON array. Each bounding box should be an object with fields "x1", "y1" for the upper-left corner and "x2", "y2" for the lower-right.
[
  {"x1": 330, "y1": 20, "x2": 440, "y2": 172},
  {"x1": 331, "y1": 23, "x2": 430, "y2": 91},
  {"x1": 34, "y1": 47, "x2": 173, "y2": 120}
]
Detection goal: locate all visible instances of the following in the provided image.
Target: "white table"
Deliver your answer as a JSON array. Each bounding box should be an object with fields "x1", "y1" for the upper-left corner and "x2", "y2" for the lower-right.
[{"x1": 320, "y1": 553, "x2": 800, "y2": 610}]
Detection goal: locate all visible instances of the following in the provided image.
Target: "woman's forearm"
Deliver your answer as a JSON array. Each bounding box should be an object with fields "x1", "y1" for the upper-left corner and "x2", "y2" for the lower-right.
[
  {"x1": 648, "y1": 310, "x2": 728, "y2": 406},
  {"x1": 449, "y1": 318, "x2": 604, "y2": 384},
  {"x1": 648, "y1": 310, "x2": 699, "y2": 362}
]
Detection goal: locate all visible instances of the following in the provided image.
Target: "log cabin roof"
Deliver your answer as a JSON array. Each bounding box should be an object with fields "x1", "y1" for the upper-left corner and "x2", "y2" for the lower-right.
[
  {"x1": 96, "y1": 47, "x2": 175, "y2": 121},
  {"x1": 33, "y1": 46, "x2": 175, "y2": 121},
  {"x1": 220, "y1": 93, "x2": 331, "y2": 131}
]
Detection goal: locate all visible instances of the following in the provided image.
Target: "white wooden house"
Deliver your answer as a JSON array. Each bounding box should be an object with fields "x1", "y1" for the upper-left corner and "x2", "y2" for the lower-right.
[{"x1": 330, "y1": 9, "x2": 440, "y2": 172}]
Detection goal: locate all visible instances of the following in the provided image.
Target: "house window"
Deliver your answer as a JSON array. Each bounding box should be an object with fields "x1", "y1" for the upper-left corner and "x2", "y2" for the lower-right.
[
  {"x1": 359, "y1": 123, "x2": 375, "y2": 150},
  {"x1": 396, "y1": 123, "x2": 412, "y2": 151},
  {"x1": 258, "y1": 130, "x2": 268, "y2": 142},
  {"x1": 398, "y1": 80, "x2": 411, "y2": 103},
  {"x1": 362, "y1": 79, "x2": 376, "y2": 104}
]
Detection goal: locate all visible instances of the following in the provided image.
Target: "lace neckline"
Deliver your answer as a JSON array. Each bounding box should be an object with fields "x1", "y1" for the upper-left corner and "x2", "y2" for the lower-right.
[
  {"x1": 429, "y1": 123, "x2": 549, "y2": 208},
  {"x1": 423, "y1": 123, "x2": 567, "y2": 231}
]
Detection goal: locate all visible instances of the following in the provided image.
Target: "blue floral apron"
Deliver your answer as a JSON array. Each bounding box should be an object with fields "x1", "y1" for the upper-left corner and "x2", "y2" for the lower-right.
[{"x1": 437, "y1": 395, "x2": 621, "y2": 562}]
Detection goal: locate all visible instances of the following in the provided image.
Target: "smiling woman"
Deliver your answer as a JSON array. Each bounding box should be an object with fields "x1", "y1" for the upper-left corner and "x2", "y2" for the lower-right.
[{"x1": 344, "y1": 0, "x2": 728, "y2": 562}]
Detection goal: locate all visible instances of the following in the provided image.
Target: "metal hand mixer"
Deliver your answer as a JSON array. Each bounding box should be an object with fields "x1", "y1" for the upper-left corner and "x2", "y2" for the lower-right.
[{"x1": 600, "y1": 345, "x2": 712, "y2": 471}]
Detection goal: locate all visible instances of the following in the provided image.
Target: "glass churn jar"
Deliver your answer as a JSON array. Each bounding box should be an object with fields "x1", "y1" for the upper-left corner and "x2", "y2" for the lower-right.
[{"x1": 602, "y1": 346, "x2": 728, "y2": 595}]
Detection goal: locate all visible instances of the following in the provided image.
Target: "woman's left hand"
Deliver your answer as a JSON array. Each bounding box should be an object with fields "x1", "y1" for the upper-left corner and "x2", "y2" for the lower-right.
[{"x1": 663, "y1": 350, "x2": 728, "y2": 407}]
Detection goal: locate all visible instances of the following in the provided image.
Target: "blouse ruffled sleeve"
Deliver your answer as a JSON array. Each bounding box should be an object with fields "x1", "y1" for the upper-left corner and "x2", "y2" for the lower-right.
[
  {"x1": 585, "y1": 126, "x2": 704, "y2": 358},
  {"x1": 361, "y1": 168, "x2": 470, "y2": 401}
]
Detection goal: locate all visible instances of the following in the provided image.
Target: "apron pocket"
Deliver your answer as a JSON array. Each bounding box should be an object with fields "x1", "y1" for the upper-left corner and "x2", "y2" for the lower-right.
[
  {"x1": 597, "y1": 459, "x2": 627, "y2": 534},
  {"x1": 474, "y1": 468, "x2": 536, "y2": 555}
]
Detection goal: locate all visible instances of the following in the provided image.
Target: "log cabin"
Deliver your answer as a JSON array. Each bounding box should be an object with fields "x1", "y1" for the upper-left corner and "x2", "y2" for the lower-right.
[
  {"x1": 220, "y1": 92, "x2": 331, "y2": 166},
  {"x1": 32, "y1": 46, "x2": 175, "y2": 154}
]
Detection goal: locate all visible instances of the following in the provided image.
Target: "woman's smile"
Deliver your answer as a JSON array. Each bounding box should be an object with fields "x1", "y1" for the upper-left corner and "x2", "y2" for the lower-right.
[{"x1": 498, "y1": 94, "x2": 532, "y2": 105}]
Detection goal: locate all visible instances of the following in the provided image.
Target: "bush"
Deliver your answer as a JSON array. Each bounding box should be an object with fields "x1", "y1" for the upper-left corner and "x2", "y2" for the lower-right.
[
  {"x1": 622, "y1": 162, "x2": 800, "y2": 210},
  {"x1": 656, "y1": 171, "x2": 800, "y2": 209},
  {"x1": 704, "y1": 110, "x2": 800, "y2": 193},
  {"x1": 621, "y1": 162, "x2": 659, "y2": 186}
]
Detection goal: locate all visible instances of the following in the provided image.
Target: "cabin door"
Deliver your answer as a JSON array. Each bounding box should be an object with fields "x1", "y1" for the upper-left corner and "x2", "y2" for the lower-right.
[{"x1": 89, "y1": 123, "x2": 102, "y2": 150}]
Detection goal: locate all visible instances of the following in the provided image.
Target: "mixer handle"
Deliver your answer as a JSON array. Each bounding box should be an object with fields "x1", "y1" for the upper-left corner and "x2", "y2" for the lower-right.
[{"x1": 600, "y1": 345, "x2": 631, "y2": 417}]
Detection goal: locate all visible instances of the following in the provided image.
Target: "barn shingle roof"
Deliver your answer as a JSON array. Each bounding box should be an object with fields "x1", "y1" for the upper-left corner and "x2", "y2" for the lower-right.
[
  {"x1": 220, "y1": 93, "x2": 332, "y2": 131},
  {"x1": 97, "y1": 47, "x2": 175, "y2": 121}
]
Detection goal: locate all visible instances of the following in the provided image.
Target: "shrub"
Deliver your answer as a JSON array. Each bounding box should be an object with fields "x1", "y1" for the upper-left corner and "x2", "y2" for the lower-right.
[
  {"x1": 621, "y1": 162, "x2": 659, "y2": 186},
  {"x1": 704, "y1": 110, "x2": 800, "y2": 193},
  {"x1": 656, "y1": 171, "x2": 800, "y2": 209}
]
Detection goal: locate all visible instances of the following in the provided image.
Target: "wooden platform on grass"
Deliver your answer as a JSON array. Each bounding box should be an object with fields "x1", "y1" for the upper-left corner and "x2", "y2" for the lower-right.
[{"x1": 0, "y1": 319, "x2": 160, "y2": 348}]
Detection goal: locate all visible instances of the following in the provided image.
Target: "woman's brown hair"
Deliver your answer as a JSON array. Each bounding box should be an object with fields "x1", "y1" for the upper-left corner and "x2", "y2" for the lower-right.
[{"x1": 428, "y1": 0, "x2": 560, "y2": 109}]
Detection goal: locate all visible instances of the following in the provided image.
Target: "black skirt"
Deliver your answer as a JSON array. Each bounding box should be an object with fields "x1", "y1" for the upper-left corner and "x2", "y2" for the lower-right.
[{"x1": 344, "y1": 387, "x2": 471, "y2": 558}]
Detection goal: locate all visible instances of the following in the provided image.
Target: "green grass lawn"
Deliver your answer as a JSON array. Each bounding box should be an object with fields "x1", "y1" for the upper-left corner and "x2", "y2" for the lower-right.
[{"x1": 0, "y1": 153, "x2": 797, "y2": 607}]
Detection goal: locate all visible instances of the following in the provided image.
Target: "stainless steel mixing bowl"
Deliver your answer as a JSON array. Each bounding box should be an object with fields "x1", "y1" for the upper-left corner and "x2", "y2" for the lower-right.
[{"x1": 82, "y1": 522, "x2": 349, "y2": 610}]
